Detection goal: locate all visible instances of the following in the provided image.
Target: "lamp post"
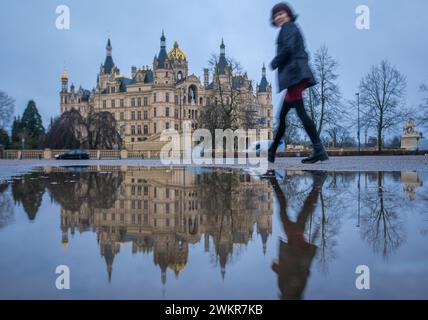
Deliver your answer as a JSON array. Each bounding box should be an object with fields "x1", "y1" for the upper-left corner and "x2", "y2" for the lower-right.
[{"x1": 356, "y1": 92, "x2": 360, "y2": 153}]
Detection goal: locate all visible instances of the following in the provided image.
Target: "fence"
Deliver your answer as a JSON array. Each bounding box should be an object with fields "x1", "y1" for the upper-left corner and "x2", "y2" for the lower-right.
[
  {"x1": 1, "y1": 149, "x2": 159, "y2": 160},
  {"x1": 1, "y1": 147, "x2": 425, "y2": 160}
]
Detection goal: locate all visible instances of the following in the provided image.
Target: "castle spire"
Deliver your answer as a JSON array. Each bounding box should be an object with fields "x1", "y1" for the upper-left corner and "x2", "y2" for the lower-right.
[
  {"x1": 217, "y1": 38, "x2": 228, "y2": 75},
  {"x1": 106, "y1": 38, "x2": 112, "y2": 56},
  {"x1": 103, "y1": 38, "x2": 115, "y2": 74},
  {"x1": 160, "y1": 29, "x2": 166, "y2": 48},
  {"x1": 61, "y1": 67, "x2": 68, "y2": 92},
  {"x1": 258, "y1": 63, "x2": 268, "y2": 93},
  {"x1": 157, "y1": 30, "x2": 168, "y2": 68}
]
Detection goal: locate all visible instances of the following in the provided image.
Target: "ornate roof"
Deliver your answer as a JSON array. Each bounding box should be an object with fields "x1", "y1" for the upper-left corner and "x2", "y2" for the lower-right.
[
  {"x1": 168, "y1": 41, "x2": 186, "y2": 61},
  {"x1": 61, "y1": 68, "x2": 68, "y2": 81}
]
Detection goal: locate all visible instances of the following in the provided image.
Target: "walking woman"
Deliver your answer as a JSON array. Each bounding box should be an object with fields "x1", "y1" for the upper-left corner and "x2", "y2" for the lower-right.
[{"x1": 268, "y1": 2, "x2": 328, "y2": 164}]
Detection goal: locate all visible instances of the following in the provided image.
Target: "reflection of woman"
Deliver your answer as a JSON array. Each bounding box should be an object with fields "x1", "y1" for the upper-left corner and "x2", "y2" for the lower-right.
[
  {"x1": 268, "y1": 3, "x2": 328, "y2": 164},
  {"x1": 269, "y1": 171, "x2": 326, "y2": 299}
]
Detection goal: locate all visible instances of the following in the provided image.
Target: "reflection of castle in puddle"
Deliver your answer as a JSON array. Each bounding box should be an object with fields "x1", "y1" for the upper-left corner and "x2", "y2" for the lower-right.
[
  {"x1": 401, "y1": 171, "x2": 422, "y2": 201},
  {"x1": 48, "y1": 166, "x2": 273, "y2": 283}
]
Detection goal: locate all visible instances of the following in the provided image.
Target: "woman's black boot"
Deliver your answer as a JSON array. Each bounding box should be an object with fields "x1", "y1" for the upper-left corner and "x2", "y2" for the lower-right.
[{"x1": 301, "y1": 141, "x2": 329, "y2": 164}]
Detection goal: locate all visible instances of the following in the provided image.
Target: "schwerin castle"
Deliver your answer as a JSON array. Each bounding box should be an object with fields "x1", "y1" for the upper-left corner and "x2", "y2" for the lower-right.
[{"x1": 59, "y1": 31, "x2": 273, "y2": 150}]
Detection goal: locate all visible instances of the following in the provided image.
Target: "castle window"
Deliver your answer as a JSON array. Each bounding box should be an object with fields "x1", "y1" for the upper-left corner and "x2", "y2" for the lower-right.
[
  {"x1": 111, "y1": 87, "x2": 116, "y2": 94},
  {"x1": 111, "y1": 99, "x2": 115, "y2": 108},
  {"x1": 103, "y1": 100, "x2": 107, "y2": 109},
  {"x1": 131, "y1": 98, "x2": 135, "y2": 107},
  {"x1": 120, "y1": 112, "x2": 124, "y2": 120},
  {"x1": 174, "y1": 108, "x2": 178, "y2": 119},
  {"x1": 131, "y1": 111, "x2": 136, "y2": 120},
  {"x1": 165, "y1": 107, "x2": 170, "y2": 117},
  {"x1": 153, "y1": 93, "x2": 157, "y2": 102},
  {"x1": 154, "y1": 122, "x2": 157, "y2": 133},
  {"x1": 166, "y1": 92, "x2": 170, "y2": 103},
  {"x1": 144, "y1": 125, "x2": 148, "y2": 135},
  {"x1": 165, "y1": 122, "x2": 170, "y2": 129},
  {"x1": 144, "y1": 97, "x2": 148, "y2": 106},
  {"x1": 143, "y1": 110, "x2": 148, "y2": 120},
  {"x1": 131, "y1": 126, "x2": 136, "y2": 135},
  {"x1": 137, "y1": 111, "x2": 141, "y2": 120},
  {"x1": 120, "y1": 99, "x2": 124, "y2": 107},
  {"x1": 200, "y1": 97, "x2": 203, "y2": 105},
  {"x1": 154, "y1": 107, "x2": 157, "y2": 117},
  {"x1": 174, "y1": 95, "x2": 178, "y2": 105},
  {"x1": 137, "y1": 97, "x2": 141, "y2": 106},
  {"x1": 137, "y1": 125, "x2": 142, "y2": 135}
]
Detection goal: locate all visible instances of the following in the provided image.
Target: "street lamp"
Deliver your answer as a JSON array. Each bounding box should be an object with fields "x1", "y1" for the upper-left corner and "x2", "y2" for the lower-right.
[{"x1": 355, "y1": 92, "x2": 360, "y2": 153}]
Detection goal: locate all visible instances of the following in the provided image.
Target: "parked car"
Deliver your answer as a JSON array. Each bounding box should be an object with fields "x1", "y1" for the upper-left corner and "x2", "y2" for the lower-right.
[{"x1": 55, "y1": 149, "x2": 90, "y2": 160}]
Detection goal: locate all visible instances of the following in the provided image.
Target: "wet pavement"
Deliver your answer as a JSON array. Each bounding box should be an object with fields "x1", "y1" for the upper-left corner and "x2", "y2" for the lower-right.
[{"x1": 0, "y1": 164, "x2": 427, "y2": 299}]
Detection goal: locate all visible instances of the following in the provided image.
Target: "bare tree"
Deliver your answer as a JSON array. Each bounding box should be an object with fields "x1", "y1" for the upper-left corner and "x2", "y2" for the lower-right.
[
  {"x1": 359, "y1": 60, "x2": 409, "y2": 150},
  {"x1": 0, "y1": 90, "x2": 15, "y2": 130},
  {"x1": 305, "y1": 46, "x2": 344, "y2": 137},
  {"x1": 199, "y1": 54, "x2": 258, "y2": 137},
  {"x1": 418, "y1": 84, "x2": 428, "y2": 129}
]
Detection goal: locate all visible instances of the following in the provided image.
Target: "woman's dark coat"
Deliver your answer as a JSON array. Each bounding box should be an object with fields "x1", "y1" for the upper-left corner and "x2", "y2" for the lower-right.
[{"x1": 270, "y1": 21, "x2": 316, "y2": 93}]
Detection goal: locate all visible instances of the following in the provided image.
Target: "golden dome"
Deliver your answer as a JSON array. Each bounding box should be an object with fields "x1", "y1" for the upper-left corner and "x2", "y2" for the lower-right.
[
  {"x1": 168, "y1": 41, "x2": 186, "y2": 61},
  {"x1": 62, "y1": 239, "x2": 69, "y2": 253},
  {"x1": 169, "y1": 261, "x2": 187, "y2": 275},
  {"x1": 61, "y1": 69, "x2": 68, "y2": 81}
]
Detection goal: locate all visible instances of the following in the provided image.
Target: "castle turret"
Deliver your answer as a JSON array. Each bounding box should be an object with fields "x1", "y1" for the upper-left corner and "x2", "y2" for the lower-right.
[
  {"x1": 103, "y1": 38, "x2": 115, "y2": 74},
  {"x1": 156, "y1": 30, "x2": 168, "y2": 69},
  {"x1": 61, "y1": 68, "x2": 68, "y2": 92},
  {"x1": 217, "y1": 38, "x2": 228, "y2": 75}
]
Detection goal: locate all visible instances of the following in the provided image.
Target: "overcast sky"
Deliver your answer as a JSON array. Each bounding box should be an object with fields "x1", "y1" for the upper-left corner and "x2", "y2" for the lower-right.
[{"x1": 1, "y1": 0, "x2": 427, "y2": 137}]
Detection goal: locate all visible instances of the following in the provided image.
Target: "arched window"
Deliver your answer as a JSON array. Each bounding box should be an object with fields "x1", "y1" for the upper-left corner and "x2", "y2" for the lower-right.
[{"x1": 188, "y1": 85, "x2": 197, "y2": 103}]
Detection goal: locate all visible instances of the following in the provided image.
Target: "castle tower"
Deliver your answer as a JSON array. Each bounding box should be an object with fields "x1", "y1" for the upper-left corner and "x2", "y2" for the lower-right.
[
  {"x1": 155, "y1": 30, "x2": 169, "y2": 70},
  {"x1": 61, "y1": 68, "x2": 68, "y2": 92},
  {"x1": 256, "y1": 64, "x2": 273, "y2": 139},
  {"x1": 60, "y1": 68, "x2": 69, "y2": 110},
  {"x1": 98, "y1": 38, "x2": 117, "y2": 90},
  {"x1": 168, "y1": 41, "x2": 188, "y2": 81},
  {"x1": 217, "y1": 38, "x2": 228, "y2": 75}
]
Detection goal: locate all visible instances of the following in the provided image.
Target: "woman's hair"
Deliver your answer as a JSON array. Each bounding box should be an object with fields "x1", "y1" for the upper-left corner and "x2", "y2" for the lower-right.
[{"x1": 271, "y1": 2, "x2": 298, "y2": 26}]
